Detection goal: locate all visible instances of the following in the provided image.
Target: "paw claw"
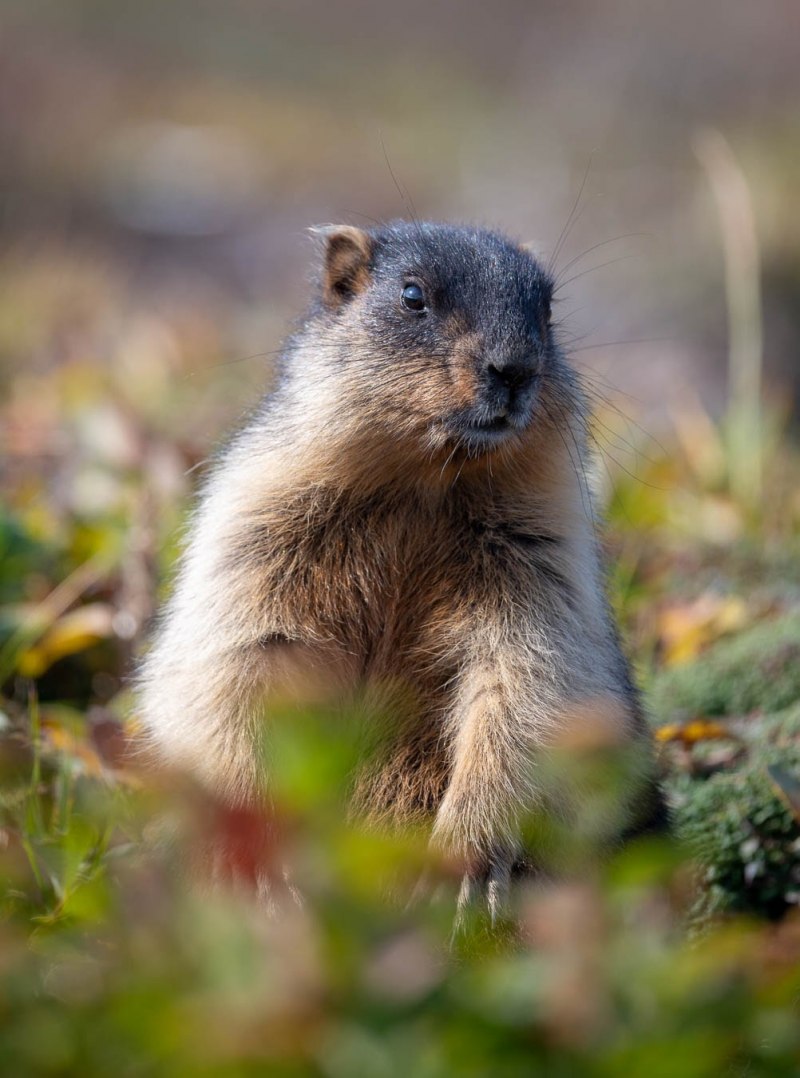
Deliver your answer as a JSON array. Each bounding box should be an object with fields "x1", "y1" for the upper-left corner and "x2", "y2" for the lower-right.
[
  {"x1": 451, "y1": 855, "x2": 512, "y2": 937},
  {"x1": 486, "y1": 860, "x2": 511, "y2": 927}
]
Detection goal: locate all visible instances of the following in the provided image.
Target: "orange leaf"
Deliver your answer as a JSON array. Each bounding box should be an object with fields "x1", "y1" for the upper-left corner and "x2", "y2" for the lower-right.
[
  {"x1": 42, "y1": 722, "x2": 106, "y2": 778},
  {"x1": 655, "y1": 719, "x2": 732, "y2": 744}
]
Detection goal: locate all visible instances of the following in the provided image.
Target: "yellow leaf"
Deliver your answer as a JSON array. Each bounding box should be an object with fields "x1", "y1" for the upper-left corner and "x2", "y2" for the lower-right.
[
  {"x1": 659, "y1": 593, "x2": 748, "y2": 666},
  {"x1": 18, "y1": 603, "x2": 116, "y2": 678}
]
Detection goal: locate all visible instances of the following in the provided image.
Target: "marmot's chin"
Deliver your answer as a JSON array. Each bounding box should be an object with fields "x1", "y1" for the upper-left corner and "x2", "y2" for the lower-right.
[{"x1": 445, "y1": 409, "x2": 531, "y2": 455}]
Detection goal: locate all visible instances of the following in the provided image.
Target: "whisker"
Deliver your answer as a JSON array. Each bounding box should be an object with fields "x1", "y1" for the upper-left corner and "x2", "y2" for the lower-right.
[
  {"x1": 339, "y1": 210, "x2": 385, "y2": 227},
  {"x1": 579, "y1": 374, "x2": 669, "y2": 459},
  {"x1": 555, "y1": 232, "x2": 652, "y2": 280},
  {"x1": 547, "y1": 154, "x2": 594, "y2": 276},
  {"x1": 590, "y1": 413, "x2": 658, "y2": 467},
  {"x1": 555, "y1": 253, "x2": 642, "y2": 292},
  {"x1": 380, "y1": 134, "x2": 420, "y2": 226},
  {"x1": 542, "y1": 397, "x2": 596, "y2": 535},
  {"x1": 567, "y1": 336, "x2": 672, "y2": 355},
  {"x1": 183, "y1": 347, "x2": 285, "y2": 378},
  {"x1": 588, "y1": 433, "x2": 669, "y2": 492}
]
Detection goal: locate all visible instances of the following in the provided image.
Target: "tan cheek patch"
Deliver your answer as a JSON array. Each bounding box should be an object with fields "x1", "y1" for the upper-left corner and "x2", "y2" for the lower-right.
[
  {"x1": 448, "y1": 331, "x2": 484, "y2": 410},
  {"x1": 390, "y1": 350, "x2": 467, "y2": 419}
]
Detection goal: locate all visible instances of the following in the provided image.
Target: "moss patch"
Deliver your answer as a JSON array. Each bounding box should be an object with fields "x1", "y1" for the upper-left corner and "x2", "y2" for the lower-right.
[
  {"x1": 650, "y1": 612, "x2": 800, "y2": 723},
  {"x1": 650, "y1": 617, "x2": 800, "y2": 919},
  {"x1": 671, "y1": 743, "x2": 800, "y2": 920}
]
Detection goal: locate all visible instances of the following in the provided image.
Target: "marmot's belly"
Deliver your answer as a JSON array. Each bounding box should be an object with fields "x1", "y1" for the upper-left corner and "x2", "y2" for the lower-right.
[{"x1": 258, "y1": 608, "x2": 459, "y2": 724}]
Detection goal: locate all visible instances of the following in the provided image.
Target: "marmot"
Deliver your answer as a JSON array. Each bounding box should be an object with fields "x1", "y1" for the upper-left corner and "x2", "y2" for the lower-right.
[{"x1": 139, "y1": 221, "x2": 664, "y2": 919}]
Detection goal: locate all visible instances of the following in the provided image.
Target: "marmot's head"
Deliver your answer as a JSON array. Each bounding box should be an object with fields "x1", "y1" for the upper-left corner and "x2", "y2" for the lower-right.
[{"x1": 297, "y1": 221, "x2": 576, "y2": 465}]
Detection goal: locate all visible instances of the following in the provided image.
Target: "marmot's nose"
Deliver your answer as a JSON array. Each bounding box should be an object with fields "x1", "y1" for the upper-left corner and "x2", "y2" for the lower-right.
[
  {"x1": 485, "y1": 360, "x2": 535, "y2": 411},
  {"x1": 486, "y1": 361, "x2": 533, "y2": 391}
]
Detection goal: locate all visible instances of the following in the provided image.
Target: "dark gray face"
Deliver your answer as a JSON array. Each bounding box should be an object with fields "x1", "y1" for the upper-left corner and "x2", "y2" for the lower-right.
[{"x1": 317, "y1": 221, "x2": 559, "y2": 456}]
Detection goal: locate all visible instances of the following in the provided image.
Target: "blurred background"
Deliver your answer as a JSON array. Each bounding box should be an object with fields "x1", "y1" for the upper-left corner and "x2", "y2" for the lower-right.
[
  {"x1": 2, "y1": 0, "x2": 799, "y2": 419},
  {"x1": 2, "y1": 4, "x2": 800, "y2": 1074}
]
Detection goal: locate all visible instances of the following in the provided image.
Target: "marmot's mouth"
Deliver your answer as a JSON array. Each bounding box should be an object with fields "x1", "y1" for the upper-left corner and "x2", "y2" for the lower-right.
[
  {"x1": 469, "y1": 415, "x2": 510, "y2": 434},
  {"x1": 435, "y1": 407, "x2": 530, "y2": 459},
  {"x1": 455, "y1": 414, "x2": 523, "y2": 454}
]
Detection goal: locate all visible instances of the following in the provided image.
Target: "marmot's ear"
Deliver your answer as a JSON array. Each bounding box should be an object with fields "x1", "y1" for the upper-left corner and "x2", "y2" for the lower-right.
[{"x1": 311, "y1": 225, "x2": 373, "y2": 308}]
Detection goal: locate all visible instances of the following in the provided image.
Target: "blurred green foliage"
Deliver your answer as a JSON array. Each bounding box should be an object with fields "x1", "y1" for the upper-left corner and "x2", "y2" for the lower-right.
[{"x1": 2, "y1": 702, "x2": 800, "y2": 1077}]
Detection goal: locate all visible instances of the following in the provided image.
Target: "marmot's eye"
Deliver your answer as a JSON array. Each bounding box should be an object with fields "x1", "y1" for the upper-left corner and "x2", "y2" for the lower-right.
[{"x1": 401, "y1": 283, "x2": 426, "y2": 312}]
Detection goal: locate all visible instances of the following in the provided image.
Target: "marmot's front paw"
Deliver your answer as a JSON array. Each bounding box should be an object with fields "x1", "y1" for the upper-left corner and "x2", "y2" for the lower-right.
[
  {"x1": 452, "y1": 847, "x2": 516, "y2": 934},
  {"x1": 408, "y1": 841, "x2": 515, "y2": 934}
]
